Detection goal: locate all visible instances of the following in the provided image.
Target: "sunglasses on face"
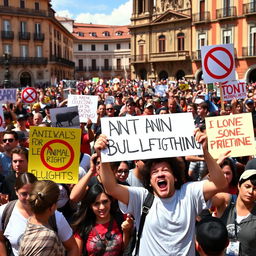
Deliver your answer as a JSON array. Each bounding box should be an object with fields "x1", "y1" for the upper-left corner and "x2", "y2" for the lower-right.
[
  {"x1": 117, "y1": 169, "x2": 129, "y2": 174},
  {"x1": 3, "y1": 139, "x2": 14, "y2": 143},
  {"x1": 106, "y1": 108, "x2": 114, "y2": 111}
]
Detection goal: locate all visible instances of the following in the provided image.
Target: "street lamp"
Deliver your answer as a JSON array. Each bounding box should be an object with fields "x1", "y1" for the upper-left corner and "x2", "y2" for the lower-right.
[{"x1": 3, "y1": 52, "x2": 11, "y2": 88}]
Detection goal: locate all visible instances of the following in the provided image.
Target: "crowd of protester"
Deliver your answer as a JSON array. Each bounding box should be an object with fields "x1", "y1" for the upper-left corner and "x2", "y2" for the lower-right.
[{"x1": 0, "y1": 78, "x2": 256, "y2": 255}]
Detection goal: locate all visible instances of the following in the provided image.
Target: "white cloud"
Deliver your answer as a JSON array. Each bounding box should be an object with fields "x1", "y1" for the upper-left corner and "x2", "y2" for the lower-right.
[{"x1": 55, "y1": 0, "x2": 132, "y2": 25}]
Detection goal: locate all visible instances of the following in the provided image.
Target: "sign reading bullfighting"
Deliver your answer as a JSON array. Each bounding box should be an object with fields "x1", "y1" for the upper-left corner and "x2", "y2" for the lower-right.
[{"x1": 28, "y1": 126, "x2": 81, "y2": 184}]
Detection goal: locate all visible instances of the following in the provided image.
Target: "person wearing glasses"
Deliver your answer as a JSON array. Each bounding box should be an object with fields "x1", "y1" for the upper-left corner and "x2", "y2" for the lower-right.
[
  {"x1": 0, "y1": 173, "x2": 78, "y2": 256},
  {"x1": 0, "y1": 131, "x2": 19, "y2": 177},
  {"x1": 105, "y1": 103, "x2": 115, "y2": 117}
]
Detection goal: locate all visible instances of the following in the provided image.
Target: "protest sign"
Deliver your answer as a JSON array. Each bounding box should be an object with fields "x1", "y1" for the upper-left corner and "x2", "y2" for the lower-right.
[
  {"x1": 67, "y1": 95, "x2": 98, "y2": 123},
  {"x1": 92, "y1": 77, "x2": 99, "y2": 83},
  {"x1": 221, "y1": 80, "x2": 247, "y2": 101},
  {"x1": 206, "y1": 113, "x2": 256, "y2": 159},
  {"x1": 201, "y1": 44, "x2": 236, "y2": 83},
  {"x1": 0, "y1": 89, "x2": 16, "y2": 103},
  {"x1": 100, "y1": 113, "x2": 202, "y2": 162},
  {"x1": 28, "y1": 126, "x2": 81, "y2": 184},
  {"x1": 154, "y1": 84, "x2": 168, "y2": 96},
  {"x1": 50, "y1": 106, "x2": 80, "y2": 128},
  {"x1": 105, "y1": 96, "x2": 115, "y2": 105},
  {"x1": 179, "y1": 83, "x2": 189, "y2": 91}
]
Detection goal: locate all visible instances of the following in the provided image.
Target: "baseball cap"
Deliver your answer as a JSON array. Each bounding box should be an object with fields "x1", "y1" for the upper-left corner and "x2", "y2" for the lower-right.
[
  {"x1": 145, "y1": 102, "x2": 153, "y2": 108},
  {"x1": 239, "y1": 169, "x2": 256, "y2": 181}
]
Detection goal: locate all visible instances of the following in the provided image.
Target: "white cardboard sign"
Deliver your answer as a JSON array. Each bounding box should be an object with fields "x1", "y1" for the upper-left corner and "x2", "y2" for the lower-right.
[
  {"x1": 100, "y1": 113, "x2": 202, "y2": 162},
  {"x1": 201, "y1": 44, "x2": 236, "y2": 83},
  {"x1": 221, "y1": 80, "x2": 247, "y2": 101},
  {"x1": 68, "y1": 95, "x2": 98, "y2": 123}
]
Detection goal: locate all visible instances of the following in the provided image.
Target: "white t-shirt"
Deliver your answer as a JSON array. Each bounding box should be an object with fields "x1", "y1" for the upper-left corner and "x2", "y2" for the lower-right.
[
  {"x1": 119, "y1": 181, "x2": 209, "y2": 256},
  {"x1": 126, "y1": 169, "x2": 144, "y2": 187},
  {"x1": 0, "y1": 201, "x2": 72, "y2": 256}
]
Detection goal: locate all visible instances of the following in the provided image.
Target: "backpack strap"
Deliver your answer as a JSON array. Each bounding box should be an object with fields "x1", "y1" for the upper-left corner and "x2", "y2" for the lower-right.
[
  {"x1": 134, "y1": 192, "x2": 154, "y2": 255},
  {"x1": 2, "y1": 200, "x2": 17, "y2": 232}
]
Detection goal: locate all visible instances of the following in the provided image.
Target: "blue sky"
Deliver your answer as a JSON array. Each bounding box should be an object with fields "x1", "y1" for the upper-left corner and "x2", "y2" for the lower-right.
[{"x1": 51, "y1": 0, "x2": 132, "y2": 25}]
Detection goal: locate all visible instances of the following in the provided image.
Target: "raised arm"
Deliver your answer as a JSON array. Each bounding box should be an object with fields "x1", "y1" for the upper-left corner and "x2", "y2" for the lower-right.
[
  {"x1": 69, "y1": 154, "x2": 97, "y2": 203},
  {"x1": 195, "y1": 130, "x2": 228, "y2": 201},
  {"x1": 94, "y1": 135, "x2": 129, "y2": 205}
]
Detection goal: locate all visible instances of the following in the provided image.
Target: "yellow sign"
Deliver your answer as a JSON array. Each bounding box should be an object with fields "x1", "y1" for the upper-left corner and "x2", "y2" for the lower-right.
[
  {"x1": 28, "y1": 126, "x2": 81, "y2": 184},
  {"x1": 179, "y1": 83, "x2": 189, "y2": 91},
  {"x1": 206, "y1": 113, "x2": 256, "y2": 159}
]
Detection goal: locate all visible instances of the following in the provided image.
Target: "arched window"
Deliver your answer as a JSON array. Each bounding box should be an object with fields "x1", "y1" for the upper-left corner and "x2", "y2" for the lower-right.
[
  {"x1": 159, "y1": 35, "x2": 166, "y2": 53},
  {"x1": 177, "y1": 32, "x2": 185, "y2": 51},
  {"x1": 138, "y1": 0, "x2": 143, "y2": 14}
]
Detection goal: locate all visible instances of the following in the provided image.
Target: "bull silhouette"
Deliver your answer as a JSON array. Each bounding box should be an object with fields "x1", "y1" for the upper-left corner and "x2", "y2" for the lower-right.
[{"x1": 56, "y1": 111, "x2": 79, "y2": 127}]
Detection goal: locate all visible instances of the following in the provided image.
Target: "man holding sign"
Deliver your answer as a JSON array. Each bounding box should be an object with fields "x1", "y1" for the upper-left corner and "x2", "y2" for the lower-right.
[{"x1": 94, "y1": 130, "x2": 227, "y2": 256}]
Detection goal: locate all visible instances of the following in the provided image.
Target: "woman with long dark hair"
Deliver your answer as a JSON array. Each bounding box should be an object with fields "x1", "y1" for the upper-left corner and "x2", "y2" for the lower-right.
[{"x1": 72, "y1": 183, "x2": 133, "y2": 256}]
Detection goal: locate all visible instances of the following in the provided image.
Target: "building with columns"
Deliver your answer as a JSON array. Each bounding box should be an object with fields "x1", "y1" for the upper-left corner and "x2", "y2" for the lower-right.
[
  {"x1": 130, "y1": 0, "x2": 193, "y2": 80},
  {"x1": 0, "y1": 0, "x2": 75, "y2": 87}
]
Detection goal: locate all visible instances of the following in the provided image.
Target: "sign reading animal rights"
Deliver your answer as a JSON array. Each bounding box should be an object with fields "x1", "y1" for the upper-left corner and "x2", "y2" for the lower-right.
[
  {"x1": 0, "y1": 89, "x2": 16, "y2": 103},
  {"x1": 100, "y1": 113, "x2": 203, "y2": 162},
  {"x1": 67, "y1": 95, "x2": 98, "y2": 123},
  {"x1": 28, "y1": 126, "x2": 81, "y2": 184},
  {"x1": 221, "y1": 80, "x2": 247, "y2": 101},
  {"x1": 205, "y1": 113, "x2": 256, "y2": 159},
  {"x1": 50, "y1": 106, "x2": 80, "y2": 128},
  {"x1": 201, "y1": 44, "x2": 236, "y2": 83}
]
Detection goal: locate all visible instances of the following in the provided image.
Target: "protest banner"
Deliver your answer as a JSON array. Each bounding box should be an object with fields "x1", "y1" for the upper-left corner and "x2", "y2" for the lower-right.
[
  {"x1": 28, "y1": 126, "x2": 81, "y2": 184},
  {"x1": 68, "y1": 95, "x2": 98, "y2": 123},
  {"x1": 0, "y1": 89, "x2": 16, "y2": 103},
  {"x1": 205, "y1": 113, "x2": 256, "y2": 159},
  {"x1": 221, "y1": 80, "x2": 247, "y2": 101},
  {"x1": 100, "y1": 113, "x2": 202, "y2": 162},
  {"x1": 50, "y1": 106, "x2": 80, "y2": 128}
]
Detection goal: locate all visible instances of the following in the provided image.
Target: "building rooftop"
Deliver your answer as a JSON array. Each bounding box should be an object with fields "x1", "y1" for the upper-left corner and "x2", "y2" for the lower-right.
[{"x1": 73, "y1": 23, "x2": 131, "y2": 40}]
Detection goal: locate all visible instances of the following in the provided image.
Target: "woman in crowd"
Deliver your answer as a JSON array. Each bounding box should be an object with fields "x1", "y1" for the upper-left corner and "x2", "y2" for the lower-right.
[
  {"x1": 72, "y1": 183, "x2": 133, "y2": 256},
  {"x1": 213, "y1": 170, "x2": 256, "y2": 255},
  {"x1": 19, "y1": 180, "x2": 65, "y2": 256},
  {"x1": 0, "y1": 173, "x2": 77, "y2": 256}
]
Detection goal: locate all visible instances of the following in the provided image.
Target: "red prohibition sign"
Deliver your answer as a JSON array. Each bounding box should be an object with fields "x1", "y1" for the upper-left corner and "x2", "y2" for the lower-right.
[
  {"x1": 22, "y1": 87, "x2": 37, "y2": 104},
  {"x1": 40, "y1": 139, "x2": 74, "y2": 171},
  {"x1": 204, "y1": 47, "x2": 234, "y2": 80}
]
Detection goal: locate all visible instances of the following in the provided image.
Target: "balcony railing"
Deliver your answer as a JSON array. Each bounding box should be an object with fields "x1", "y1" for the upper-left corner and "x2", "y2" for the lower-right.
[
  {"x1": 0, "y1": 5, "x2": 54, "y2": 17},
  {"x1": 75, "y1": 67, "x2": 87, "y2": 72},
  {"x1": 88, "y1": 66, "x2": 100, "y2": 71},
  {"x1": 216, "y1": 6, "x2": 237, "y2": 19},
  {"x1": 191, "y1": 50, "x2": 202, "y2": 60},
  {"x1": 192, "y1": 12, "x2": 210, "y2": 23},
  {"x1": 1, "y1": 30, "x2": 14, "y2": 40},
  {"x1": 19, "y1": 32, "x2": 30, "y2": 40},
  {"x1": 131, "y1": 54, "x2": 148, "y2": 62},
  {"x1": 0, "y1": 57, "x2": 48, "y2": 65},
  {"x1": 50, "y1": 55, "x2": 75, "y2": 67},
  {"x1": 100, "y1": 66, "x2": 112, "y2": 71},
  {"x1": 33, "y1": 33, "x2": 45, "y2": 41},
  {"x1": 243, "y1": 2, "x2": 256, "y2": 15},
  {"x1": 242, "y1": 46, "x2": 256, "y2": 57}
]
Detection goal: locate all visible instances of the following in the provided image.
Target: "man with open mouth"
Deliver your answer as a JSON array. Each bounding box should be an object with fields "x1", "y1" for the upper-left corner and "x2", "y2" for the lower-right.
[{"x1": 94, "y1": 130, "x2": 227, "y2": 256}]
